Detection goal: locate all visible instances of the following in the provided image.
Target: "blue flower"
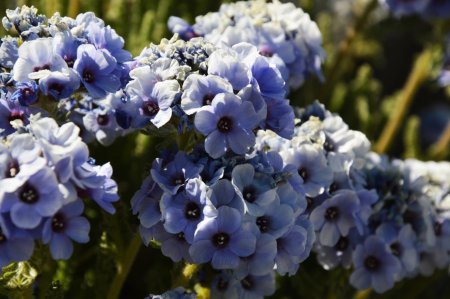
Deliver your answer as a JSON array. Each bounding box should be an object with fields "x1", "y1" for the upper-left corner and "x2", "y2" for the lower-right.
[
  {"x1": 42, "y1": 199, "x2": 90, "y2": 260},
  {"x1": 310, "y1": 190, "x2": 365, "y2": 247},
  {"x1": 1, "y1": 167, "x2": 63, "y2": 229},
  {"x1": 189, "y1": 206, "x2": 257, "y2": 269},
  {"x1": 0, "y1": 36, "x2": 19, "y2": 68},
  {"x1": 11, "y1": 81, "x2": 39, "y2": 106},
  {"x1": 0, "y1": 134, "x2": 46, "y2": 193},
  {"x1": 282, "y1": 144, "x2": 333, "y2": 197},
  {"x1": 350, "y1": 235, "x2": 401, "y2": 293},
  {"x1": 53, "y1": 31, "x2": 81, "y2": 68},
  {"x1": 263, "y1": 97, "x2": 295, "y2": 139},
  {"x1": 376, "y1": 223, "x2": 419, "y2": 279},
  {"x1": 231, "y1": 164, "x2": 277, "y2": 216},
  {"x1": 0, "y1": 214, "x2": 34, "y2": 267},
  {"x1": 194, "y1": 93, "x2": 258, "y2": 158},
  {"x1": 204, "y1": 179, "x2": 245, "y2": 217},
  {"x1": 12, "y1": 38, "x2": 69, "y2": 82},
  {"x1": 161, "y1": 179, "x2": 206, "y2": 243},
  {"x1": 126, "y1": 66, "x2": 180, "y2": 128},
  {"x1": 73, "y1": 44, "x2": 120, "y2": 98},
  {"x1": 85, "y1": 22, "x2": 132, "y2": 63},
  {"x1": 149, "y1": 223, "x2": 192, "y2": 263},
  {"x1": 228, "y1": 273, "x2": 276, "y2": 299},
  {"x1": 39, "y1": 70, "x2": 80, "y2": 100},
  {"x1": 151, "y1": 151, "x2": 203, "y2": 195},
  {"x1": 248, "y1": 199, "x2": 294, "y2": 238},
  {"x1": 131, "y1": 175, "x2": 163, "y2": 229},
  {"x1": 168, "y1": 16, "x2": 199, "y2": 41},
  {"x1": 235, "y1": 232, "x2": 277, "y2": 278},
  {"x1": 180, "y1": 74, "x2": 233, "y2": 115},
  {"x1": 0, "y1": 97, "x2": 30, "y2": 136}
]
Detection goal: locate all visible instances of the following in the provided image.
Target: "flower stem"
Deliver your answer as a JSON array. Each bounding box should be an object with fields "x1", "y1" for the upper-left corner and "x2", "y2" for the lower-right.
[
  {"x1": 427, "y1": 121, "x2": 450, "y2": 159},
  {"x1": 107, "y1": 232, "x2": 142, "y2": 299},
  {"x1": 374, "y1": 48, "x2": 433, "y2": 154},
  {"x1": 320, "y1": 0, "x2": 378, "y2": 100}
]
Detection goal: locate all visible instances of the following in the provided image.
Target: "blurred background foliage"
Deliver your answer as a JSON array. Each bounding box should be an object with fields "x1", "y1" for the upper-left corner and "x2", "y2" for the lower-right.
[{"x1": 0, "y1": 0, "x2": 449, "y2": 299}]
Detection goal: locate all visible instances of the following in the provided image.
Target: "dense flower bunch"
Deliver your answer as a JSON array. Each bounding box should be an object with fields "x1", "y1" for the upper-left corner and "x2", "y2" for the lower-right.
[
  {"x1": 257, "y1": 101, "x2": 450, "y2": 294},
  {"x1": 132, "y1": 146, "x2": 314, "y2": 298},
  {"x1": 121, "y1": 35, "x2": 294, "y2": 158},
  {"x1": 0, "y1": 116, "x2": 119, "y2": 266},
  {"x1": 0, "y1": 5, "x2": 133, "y2": 145},
  {"x1": 168, "y1": 0, "x2": 325, "y2": 88},
  {"x1": 380, "y1": 0, "x2": 450, "y2": 18}
]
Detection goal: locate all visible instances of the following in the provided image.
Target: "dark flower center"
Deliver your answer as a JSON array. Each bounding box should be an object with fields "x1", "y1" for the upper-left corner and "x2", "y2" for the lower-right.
[
  {"x1": 63, "y1": 55, "x2": 74, "y2": 67},
  {"x1": 48, "y1": 82, "x2": 65, "y2": 95},
  {"x1": 97, "y1": 114, "x2": 109, "y2": 126},
  {"x1": 217, "y1": 117, "x2": 233, "y2": 133},
  {"x1": 22, "y1": 88, "x2": 33, "y2": 97},
  {"x1": 51, "y1": 213, "x2": 66, "y2": 233},
  {"x1": 172, "y1": 174, "x2": 184, "y2": 186},
  {"x1": 5, "y1": 159, "x2": 20, "y2": 178},
  {"x1": 82, "y1": 69, "x2": 95, "y2": 83},
  {"x1": 176, "y1": 232, "x2": 185, "y2": 241},
  {"x1": 203, "y1": 93, "x2": 215, "y2": 106},
  {"x1": 19, "y1": 183, "x2": 39, "y2": 204},
  {"x1": 259, "y1": 49, "x2": 273, "y2": 57},
  {"x1": 8, "y1": 110, "x2": 25, "y2": 123},
  {"x1": 240, "y1": 276, "x2": 253, "y2": 290},
  {"x1": 324, "y1": 207, "x2": 339, "y2": 221},
  {"x1": 390, "y1": 242, "x2": 402, "y2": 257},
  {"x1": 33, "y1": 64, "x2": 51, "y2": 72},
  {"x1": 298, "y1": 168, "x2": 308, "y2": 182},
  {"x1": 143, "y1": 101, "x2": 160, "y2": 116},
  {"x1": 256, "y1": 216, "x2": 270, "y2": 233},
  {"x1": 329, "y1": 182, "x2": 338, "y2": 194},
  {"x1": 335, "y1": 237, "x2": 349, "y2": 251},
  {"x1": 364, "y1": 255, "x2": 380, "y2": 271},
  {"x1": 185, "y1": 202, "x2": 201, "y2": 220},
  {"x1": 212, "y1": 232, "x2": 229, "y2": 248},
  {"x1": 323, "y1": 137, "x2": 335, "y2": 152},
  {"x1": 243, "y1": 186, "x2": 257, "y2": 203}
]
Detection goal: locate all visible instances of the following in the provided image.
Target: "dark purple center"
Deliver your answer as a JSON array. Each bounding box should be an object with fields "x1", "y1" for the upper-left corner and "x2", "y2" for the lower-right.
[
  {"x1": 184, "y1": 202, "x2": 201, "y2": 220},
  {"x1": 97, "y1": 114, "x2": 109, "y2": 126},
  {"x1": 82, "y1": 69, "x2": 95, "y2": 83},
  {"x1": 143, "y1": 102, "x2": 160, "y2": 117},
  {"x1": 298, "y1": 168, "x2": 308, "y2": 182},
  {"x1": 212, "y1": 232, "x2": 229, "y2": 248},
  {"x1": 240, "y1": 276, "x2": 253, "y2": 290},
  {"x1": 217, "y1": 117, "x2": 232, "y2": 133},
  {"x1": 5, "y1": 159, "x2": 20, "y2": 178},
  {"x1": 256, "y1": 216, "x2": 270, "y2": 233},
  {"x1": 364, "y1": 255, "x2": 380, "y2": 271},
  {"x1": 51, "y1": 213, "x2": 66, "y2": 232},
  {"x1": 19, "y1": 183, "x2": 39, "y2": 204},
  {"x1": 324, "y1": 207, "x2": 339, "y2": 221},
  {"x1": 203, "y1": 94, "x2": 215, "y2": 106},
  {"x1": 33, "y1": 64, "x2": 51, "y2": 72}
]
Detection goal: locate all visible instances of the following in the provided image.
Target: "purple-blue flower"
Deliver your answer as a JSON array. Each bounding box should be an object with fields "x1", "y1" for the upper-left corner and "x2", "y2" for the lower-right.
[
  {"x1": 350, "y1": 235, "x2": 401, "y2": 293},
  {"x1": 1, "y1": 167, "x2": 63, "y2": 229},
  {"x1": 42, "y1": 199, "x2": 90, "y2": 260},
  {"x1": 160, "y1": 179, "x2": 206, "y2": 243},
  {"x1": 0, "y1": 214, "x2": 34, "y2": 267},
  {"x1": 73, "y1": 44, "x2": 120, "y2": 98},
  {"x1": 189, "y1": 206, "x2": 257, "y2": 269},
  {"x1": 11, "y1": 81, "x2": 39, "y2": 105},
  {"x1": 194, "y1": 93, "x2": 258, "y2": 158}
]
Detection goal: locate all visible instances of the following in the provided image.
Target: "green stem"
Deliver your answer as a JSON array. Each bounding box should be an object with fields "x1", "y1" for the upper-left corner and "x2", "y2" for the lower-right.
[
  {"x1": 374, "y1": 48, "x2": 433, "y2": 154},
  {"x1": 320, "y1": 0, "x2": 378, "y2": 100},
  {"x1": 427, "y1": 121, "x2": 450, "y2": 159},
  {"x1": 106, "y1": 233, "x2": 142, "y2": 299}
]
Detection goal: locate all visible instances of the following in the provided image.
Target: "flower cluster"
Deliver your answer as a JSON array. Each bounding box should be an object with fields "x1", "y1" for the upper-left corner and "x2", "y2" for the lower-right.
[
  {"x1": 131, "y1": 147, "x2": 314, "y2": 298},
  {"x1": 0, "y1": 5, "x2": 133, "y2": 145},
  {"x1": 256, "y1": 101, "x2": 450, "y2": 294},
  {"x1": 380, "y1": 0, "x2": 450, "y2": 18},
  {"x1": 168, "y1": 0, "x2": 325, "y2": 88},
  {"x1": 0, "y1": 117, "x2": 119, "y2": 266},
  {"x1": 120, "y1": 35, "x2": 294, "y2": 158}
]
